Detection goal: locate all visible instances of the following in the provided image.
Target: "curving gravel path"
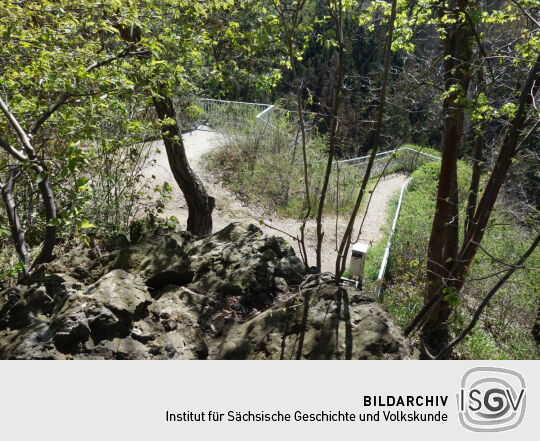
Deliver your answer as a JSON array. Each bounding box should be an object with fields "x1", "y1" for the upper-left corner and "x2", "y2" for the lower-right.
[{"x1": 142, "y1": 129, "x2": 406, "y2": 273}]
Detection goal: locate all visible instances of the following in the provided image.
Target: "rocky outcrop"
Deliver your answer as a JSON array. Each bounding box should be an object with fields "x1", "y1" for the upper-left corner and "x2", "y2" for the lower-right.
[
  {"x1": 214, "y1": 283, "x2": 414, "y2": 360},
  {"x1": 0, "y1": 222, "x2": 415, "y2": 360}
]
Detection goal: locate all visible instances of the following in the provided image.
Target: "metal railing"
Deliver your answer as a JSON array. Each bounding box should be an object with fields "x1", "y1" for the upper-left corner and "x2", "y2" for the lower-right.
[
  {"x1": 196, "y1": 98, "x2": 319, "y2": 141},
  {"x1": 192, "y1": 98, "x2": 442, "y2": 298},
  {"x1": 197, "y1": 98, "x2": 273, "y2": 129},
  {"x1": 359, "y1": 149, "x2": 441, "y2": 298},
  {"x1": 337, "y1": 146, "x2": 440, "y2": 176},
  {"x1": 374, "y1": 177, "x2": 412, "y2": 298},
  {"x1": 334, "y1": 146, "x2": 441, "y2": 297}
]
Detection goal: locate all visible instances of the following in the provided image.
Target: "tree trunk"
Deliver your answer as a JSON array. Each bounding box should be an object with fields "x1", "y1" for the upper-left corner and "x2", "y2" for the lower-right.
[
  {"x1": 464, "y1": 129, "x2": 484, "y2": 240},
  {"x1": 0, "y1": 97, "x2": 58, "y2": 268},
  {"x1": 315, "y1": 0, "x2": 345, "y2": 272},
  {"x1": 1, "y1": 168, "x2": 30, "y2": 273},
  {"x1": 453, "y1": 53, "x2": 540, "y2": 287},
  {"x1": 533, "y1": 298, "x2": 540, "y2": 345},
  {"x1": 464, "y1": 67, "x2": 486, "y2": 241},
  {"x1": 31, "y1": 173, "x2": 58, "y2": 267},
  {"x1": 274, "y1": 0, "x2": 311, "y2": 269},
  {"x1": 335, "y1": 0, "x2": 398, "y2": 280},
  {"x1": 114, "y1": 20, "x2": 214, "y2": 237},
  {"x1": 152, "y1": 96, "x2": 214, "y2": 237},
  {"x1": 405, "y1": 53, "x2": 540, "y2": 344},
  {"x1": 423, "y1": 0, "x2": 474, "y2": 353}
]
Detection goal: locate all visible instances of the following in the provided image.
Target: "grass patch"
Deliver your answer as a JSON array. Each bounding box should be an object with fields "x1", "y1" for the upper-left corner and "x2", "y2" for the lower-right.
[
  {"x1": 380, "y1": 160, "x2": 540, "y2": 360},
  {"x1": 363, "y1": 192, "x2": 400, "y2": 283},
  {"x1": 204, "y1": 118, "x2": 378, "y2": 218}
]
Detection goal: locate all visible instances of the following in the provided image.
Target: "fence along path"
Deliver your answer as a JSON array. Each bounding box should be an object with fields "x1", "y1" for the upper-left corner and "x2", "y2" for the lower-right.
[
  {"x1": 337, "y1": 147, "x2": 440, "y2": 297},
  {"x1": 193, "y1": 98, "x2": 440, "y2": 291}
]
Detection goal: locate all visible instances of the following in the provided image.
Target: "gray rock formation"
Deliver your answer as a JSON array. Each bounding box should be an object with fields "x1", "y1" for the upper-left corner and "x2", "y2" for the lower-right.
[
  {"x1": 0, "y1": 222, "x2": 416, "y2": 360},
  {"x1": 214, "y1": 283, "x2": 414, "y2": 360}
]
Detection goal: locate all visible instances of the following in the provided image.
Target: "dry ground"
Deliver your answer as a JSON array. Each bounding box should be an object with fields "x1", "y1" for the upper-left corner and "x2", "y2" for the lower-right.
[{"x1": 143, "y1": 129, "x2": 406, "y2": 273}]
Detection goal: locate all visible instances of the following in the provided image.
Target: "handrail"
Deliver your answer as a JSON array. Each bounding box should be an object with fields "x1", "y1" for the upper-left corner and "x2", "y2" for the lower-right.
[
  {"x1": 375, "y1": 177, "x2": 411, "y2": 299},
  {"x1": 199, "y1": 97, "x2": 278, "y2": 131},
  {"x1": 338, "y1": 146, "x2": 441, "y2": 165},
  {"x1": 399, "y1": 146, "x2": 441, "y2": 161},
  {"x1": 200, "y1": 98, "x2": 270, "y2": 107},
  {"x1": 255, "y1": 104, "x2": 275, "y2": 120},
  {"x1": 196, "y1": 98, "x2": 443, "y2": 299},
  {"x1": 339, "y1": 149, "x2": 395, "y2": 163},
  {"x1": 373, "y1": 151, "x2": 441, "y2": 298}
]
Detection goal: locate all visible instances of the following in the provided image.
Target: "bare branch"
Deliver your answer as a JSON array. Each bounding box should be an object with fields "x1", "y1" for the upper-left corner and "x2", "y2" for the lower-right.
[
  {"x1": 434, "y1": 231, "x2": 540, "y2": 359},
  {"x1": 511, "y1": 0, "x2": 540, "y2": 28},
  {"x1": 0, "y1": 96, "x2": 35, "y2": 158},
  {"x1": 0, "y1": 136, "x2": 27, "y2": 162}
]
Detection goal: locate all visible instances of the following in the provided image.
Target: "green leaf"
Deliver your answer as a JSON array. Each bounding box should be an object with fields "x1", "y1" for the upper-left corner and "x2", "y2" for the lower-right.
[
  {"x1": 36, "y1": 172, "x2": 47, "y2": 184},
  {"x1": 79, "y1": 220, "x2": 96, "y2": 229},
  {"x1": 444, "y1": 293, "x2": 460, "y2": 307}
]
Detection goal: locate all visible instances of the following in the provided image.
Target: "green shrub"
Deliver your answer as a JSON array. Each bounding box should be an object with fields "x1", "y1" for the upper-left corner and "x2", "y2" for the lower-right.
[
  {"x1": 380, "y1": 159, "x2": 540, "y2": 359},
  {"x1": 204, "y1": 117, "x2": 375, "y2": 217}
]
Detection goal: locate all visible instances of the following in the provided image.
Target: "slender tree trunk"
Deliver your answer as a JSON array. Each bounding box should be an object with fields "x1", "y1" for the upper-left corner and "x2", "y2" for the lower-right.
[
  {"x1": 405, "y1": 53, "x2": 540, "y2": 344},
  {"x1": 31, "y1": 172, "x2": 58, "y2": 267},
  {"x1": 435, "y1": 232, "x2": 540, "y2": 359},
  {"x1": 284, "y1": 7, "x2": 310, "y2": 214},
  {"x1": 152, "y1": 97, "x2": 215, "y2": 237},
  {"x1": 289, "y1": 34, "x2": 312, "y2": 269},
  {"x1": 335, "y1": 0, "x2": 398, "y2": 280},
  {"x1": 1, "y1": 168, "x2": 30, "y2": 273},
  {"x1": 464, "y1": 67, "x2": 486, "y2": 241},
  {"x1": 115, "y1": 23, "x2": 214, "y2": 238},
  {"x1": 533, "y1": 298, "x2": 540, "y2": 345},
  {"x1": 464, "y1": 128, "x2": 484, "y2": 240},
  {"x1": 453, "y1": 53, "x2": 540, "y2": 287},
  {"x1": 0, "y1": 97, "x2": 58, "y2": 268},
  {"x1": 315, "y1": 0, "x2": 345, "y2": 272},
  {"x1": 273, "y1": 0, "x2": 311, "y2": 268},
  {"x1": 423, "y1": 0, "x2": 474, "y2": 353}
]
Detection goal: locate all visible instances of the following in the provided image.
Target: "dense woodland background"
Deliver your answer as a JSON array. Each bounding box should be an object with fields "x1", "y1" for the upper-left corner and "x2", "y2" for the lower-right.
[{"x1": 1, "y1": 0, "x2": 539, "y2": 359}]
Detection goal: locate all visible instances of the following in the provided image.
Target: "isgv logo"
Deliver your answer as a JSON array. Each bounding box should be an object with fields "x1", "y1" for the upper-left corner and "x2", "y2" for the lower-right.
[{"x1": 457, "y1": 367, "x2": 526, "y2": 432}]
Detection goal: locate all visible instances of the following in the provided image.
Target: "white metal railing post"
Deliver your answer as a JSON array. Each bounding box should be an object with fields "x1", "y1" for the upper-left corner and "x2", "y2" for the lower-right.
[
  {"x1": 372, "y1": 149, "x2": 441, "y2": 299},
  {"x1": 337, "y1": 146, "x2": 441, "y2": 167},
  {"x1": 198, "y1": 98, "x2": 276, "y2": 131},
  {"x1": 374, "y1": 177, "x2": 411, "y2": 299},
  {"x1": 194, "y1": 98, "x2": 443, "y2": 300}
]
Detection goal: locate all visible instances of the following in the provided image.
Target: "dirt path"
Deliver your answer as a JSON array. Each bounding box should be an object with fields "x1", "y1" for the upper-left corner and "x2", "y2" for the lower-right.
[{"x1": 143, "y1": 129, "x2": 406, "y2": 273}]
